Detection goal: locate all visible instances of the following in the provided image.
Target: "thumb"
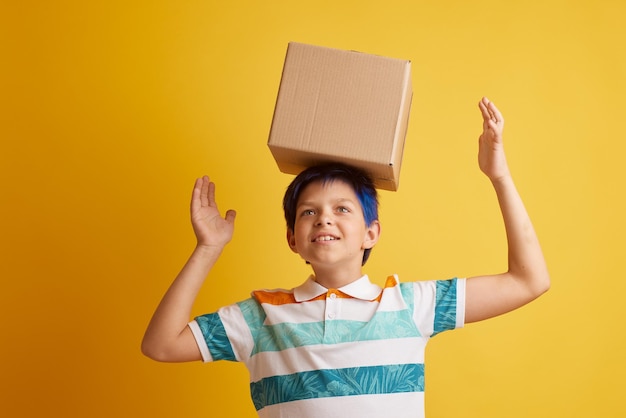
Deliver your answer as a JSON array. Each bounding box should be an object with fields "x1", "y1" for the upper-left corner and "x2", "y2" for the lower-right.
[{"x1": 225, "y1": 209, "x2": 237, "y2": 224}]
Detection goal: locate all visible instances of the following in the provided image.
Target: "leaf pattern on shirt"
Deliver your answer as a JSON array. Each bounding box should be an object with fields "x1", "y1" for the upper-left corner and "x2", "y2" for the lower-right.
[
  {"x1": 433, "y1": 279, "x2": 458, "y2": 336},
  {"x1": 250, "y1": 364, "x2": 425, "y2": 411},
  {"x1": 195, "y1": 313, "x2": 236, "y2": 361}
]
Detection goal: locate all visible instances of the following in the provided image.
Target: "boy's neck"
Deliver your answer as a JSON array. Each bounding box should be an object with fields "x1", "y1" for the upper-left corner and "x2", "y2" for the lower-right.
[{"x1": 311, "y1": 265, "x2": 364, "y2": 289}]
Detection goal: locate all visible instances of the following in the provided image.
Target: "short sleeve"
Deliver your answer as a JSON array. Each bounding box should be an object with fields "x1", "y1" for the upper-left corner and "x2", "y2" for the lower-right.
[
  {"x1": 189, "y1": 312, "x2": 237, "y2": 363},
  {"x1": 433, "y1": 278, "x2": 465, "y2": 335},
  {"x1": 188, "y1": 298, "x2": 261, "y2": 364},
  {"x1": 410, "y1": 278, "x2": 465, "y2": 338}
]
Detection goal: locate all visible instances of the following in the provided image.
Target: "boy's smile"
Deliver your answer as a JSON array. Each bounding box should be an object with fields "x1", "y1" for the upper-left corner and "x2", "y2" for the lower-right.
[
  {"x1": 287, "y1": 179, "x2": 380, "y2": 286},
  {"x1": 312, "y1": 234, "x2": 339, "y2": 242}
]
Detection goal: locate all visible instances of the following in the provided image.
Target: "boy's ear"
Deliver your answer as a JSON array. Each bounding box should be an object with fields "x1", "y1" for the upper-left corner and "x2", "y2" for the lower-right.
[
  {"x1": 286, "y1": 229, "x2": 299, "y2": 253},
  {"x1": 363, "y1": 220, "x2": 381, "y2": 250}
]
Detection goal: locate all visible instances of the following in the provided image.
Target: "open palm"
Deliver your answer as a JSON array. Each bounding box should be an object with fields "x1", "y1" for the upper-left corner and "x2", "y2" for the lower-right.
[
  {"x1": 190, "y1": 176, "x2": 236, "y2": 248},
  {"x1": 478, "y1": 97, "x2": 510, "y2": 181}
]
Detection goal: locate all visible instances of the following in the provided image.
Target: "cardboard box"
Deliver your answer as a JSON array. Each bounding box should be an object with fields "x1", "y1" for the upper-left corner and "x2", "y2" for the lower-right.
[{"x1": 267, "y1": 42, "x2": 412, "y2": 191}]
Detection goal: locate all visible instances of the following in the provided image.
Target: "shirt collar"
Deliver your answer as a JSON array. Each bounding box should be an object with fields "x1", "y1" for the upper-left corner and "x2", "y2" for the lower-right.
[{"x1": 294, "y1": 274, "x2": 382, "y2": 302}]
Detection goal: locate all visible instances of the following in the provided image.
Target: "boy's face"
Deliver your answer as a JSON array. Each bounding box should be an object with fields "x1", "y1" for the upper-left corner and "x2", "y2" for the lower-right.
[{"x1": 287, "y1": 179, "x2": 380, "y2": 271}]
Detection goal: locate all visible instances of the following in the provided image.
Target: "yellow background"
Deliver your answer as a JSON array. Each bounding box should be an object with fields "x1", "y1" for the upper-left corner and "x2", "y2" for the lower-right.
[{"x1": 2, "y1": 1, "x2": 625, "y2": 417}]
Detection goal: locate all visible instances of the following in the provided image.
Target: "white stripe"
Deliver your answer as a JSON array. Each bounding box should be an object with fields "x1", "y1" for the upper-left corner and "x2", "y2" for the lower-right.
[
  {"x1": 262, "y1": 297, "x2": 390, "y2": 324},
  {"x1": 456, "y1": 278, "x2": 467, "y2": 328},
  {"x1": 218, "y1": 303, "x2": 254, "y2": 362},
  {"x1": 187, "y1": 320, "x2": 213, "y2": 363},
  {"x1": 262, "y1": 288, "x2": 410, "y2": 325},
  {"x1": 377, "y1": 283, "x2": 410, "y2": 312},
  {"x1": 261, "y1": 298, "x2": 326, "y2": 325},
  {"x1": 246, "y1": 336, "x2": 428, "y2": 381},
  {"x1": 258, "y1": 392, "x2": 425, "y2": 418},
  {"x1": 411, "y1": 281, "x2": 437, "y2": 337}
]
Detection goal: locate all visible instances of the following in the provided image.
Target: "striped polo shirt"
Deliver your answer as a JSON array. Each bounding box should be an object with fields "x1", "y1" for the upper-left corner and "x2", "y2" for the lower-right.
[{"x1": 189, "y1": 274, "x2": 465, "y2": 418}]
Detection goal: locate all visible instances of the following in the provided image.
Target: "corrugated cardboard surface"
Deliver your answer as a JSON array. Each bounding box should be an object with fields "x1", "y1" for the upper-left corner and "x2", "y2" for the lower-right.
[{"x1": 268, "y1": 42, "x2": 412, "y2": 191}]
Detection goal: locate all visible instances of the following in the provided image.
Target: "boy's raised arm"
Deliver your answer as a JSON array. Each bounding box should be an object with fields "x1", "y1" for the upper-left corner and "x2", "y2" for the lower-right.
[
  {"x1": 141, "y1": 176, "x2": 236, "y2": 362},
  {"x1": 464, "y1": 98, "x2": 550, "y2": 323}
]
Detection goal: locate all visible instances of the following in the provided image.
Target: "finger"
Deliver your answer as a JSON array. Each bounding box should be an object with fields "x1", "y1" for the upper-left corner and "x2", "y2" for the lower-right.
[
  {"x1": 481, "y1": 97, "x2": 502, "y2": 123},
  {"x1": 225, "y1": 209, "x2": 237, "y2": 224},
  {"x1": 478, "y1": 97, "x2": 498, "y2": 128},
  {"x1": 200, "y1": 176, "x2": 212, "y2": 208},
  {"x1": 478, "y1": 98, "x2": 493, "y2": 122},
  {"x1": 486, "y1": 119, "x2": 499, "y2": 132},
  {"x1": 207, "y1": 178, "x2": 218, "y2": 208},
  {"x1": 190, "y1": 177, "x2": 204, "y2": 214},
  {"x1": 483, "y1": 97, "x2": 503, "y2": 122},
  {"x1": 488, "y1": 101, "x2": 504, "y2": 125}
]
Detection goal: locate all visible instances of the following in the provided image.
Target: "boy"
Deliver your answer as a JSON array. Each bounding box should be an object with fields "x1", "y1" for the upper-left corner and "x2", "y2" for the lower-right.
[{"x1": 142, "y1": 97, "x2": 550, "y2": 417}]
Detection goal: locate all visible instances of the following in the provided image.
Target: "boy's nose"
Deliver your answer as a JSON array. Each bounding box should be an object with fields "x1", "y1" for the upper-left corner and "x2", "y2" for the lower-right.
[{"x1": 315, "y1": 212, "x2": 333, "y2": 226}]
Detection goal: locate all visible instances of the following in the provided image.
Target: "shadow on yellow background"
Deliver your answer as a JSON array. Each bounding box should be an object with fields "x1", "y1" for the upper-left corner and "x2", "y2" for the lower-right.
[{"x1": 2, "y1": 1, "x2": 625, "y2": 417}]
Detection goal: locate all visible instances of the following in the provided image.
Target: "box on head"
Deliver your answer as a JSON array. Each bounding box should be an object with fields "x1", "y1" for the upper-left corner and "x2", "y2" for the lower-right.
[{"x1": 267, "y1": 42, "x2": 413, "y2": 191}]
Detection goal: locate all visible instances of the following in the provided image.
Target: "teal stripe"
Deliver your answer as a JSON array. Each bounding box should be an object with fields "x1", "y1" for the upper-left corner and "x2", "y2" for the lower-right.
[
  {"x1": 195, "y1": 313, "x2": 236, "y2": 361},
  {"x1": 238, "y1": 298, "x2": 266, "y2": 332},
  {"x1": 400, "y1": 282, "x2": 415, "y2": 312},
  {"x1": 433, "y1": 279, "x2": 458, "y2": 336},
  {"x1": 250, "y1": 309, "x2": 420, "y2": 354},
  {"x1": 250, "y1": 363, "x2": 425, "y2": 411}
]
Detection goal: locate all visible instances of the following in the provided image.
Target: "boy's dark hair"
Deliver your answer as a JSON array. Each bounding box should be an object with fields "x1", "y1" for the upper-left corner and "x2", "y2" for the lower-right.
[{"x1": 283, "y1": 162, "x2": 379, "y2": 265}]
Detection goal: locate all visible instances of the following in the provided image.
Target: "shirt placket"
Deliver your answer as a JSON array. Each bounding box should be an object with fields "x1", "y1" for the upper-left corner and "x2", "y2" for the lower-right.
[{"x1": 323, "y1": 289, "x2": 341, "y2": 342}]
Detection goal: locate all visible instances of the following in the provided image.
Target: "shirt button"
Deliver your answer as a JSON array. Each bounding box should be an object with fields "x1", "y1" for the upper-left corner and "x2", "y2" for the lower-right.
[
  {"x1": 327, "y1": 312, "x2": 336, "y2": 319},
  {"x1": 329, "y1": 293, "x2": 337, "y2": 300}
]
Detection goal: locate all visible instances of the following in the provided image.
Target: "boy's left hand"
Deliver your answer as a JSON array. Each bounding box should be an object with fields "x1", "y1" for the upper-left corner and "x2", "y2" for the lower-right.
[
  {"x1": 465, "y1": 97, "x2": 550, "y2": 323},
  {"x1": 478, "y1": 97, "x2": 510, "y2": 182}
]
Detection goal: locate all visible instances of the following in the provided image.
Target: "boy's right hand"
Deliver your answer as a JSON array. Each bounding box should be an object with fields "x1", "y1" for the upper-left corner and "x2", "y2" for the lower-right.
[
  {"x1": 190, "y1": 176, "x2": 236, "y2": 249},
  {"x1": 141, "y1": 176, "x2": 236, "y2": 363}
]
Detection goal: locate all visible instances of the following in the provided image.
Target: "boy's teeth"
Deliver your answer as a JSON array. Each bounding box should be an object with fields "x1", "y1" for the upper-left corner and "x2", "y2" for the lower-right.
[{"x1": 317, "y1": 236, "x2": 335, "y2": 241}]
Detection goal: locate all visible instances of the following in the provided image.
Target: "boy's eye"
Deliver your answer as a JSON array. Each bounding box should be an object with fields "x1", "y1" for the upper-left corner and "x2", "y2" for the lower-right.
[
  {"x1": 337, "y1": 206, "x2": 350, "y2": 213},
  {"x1": 302, "y1": 209, "x2": 315, "y2": 216}
]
